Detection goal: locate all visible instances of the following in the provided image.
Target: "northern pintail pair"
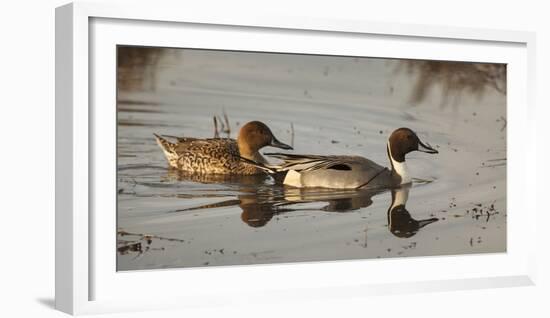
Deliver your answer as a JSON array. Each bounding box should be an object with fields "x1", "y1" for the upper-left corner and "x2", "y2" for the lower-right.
[{"x1": 155, "y1": 123, "x2": 438, "y2": 189}]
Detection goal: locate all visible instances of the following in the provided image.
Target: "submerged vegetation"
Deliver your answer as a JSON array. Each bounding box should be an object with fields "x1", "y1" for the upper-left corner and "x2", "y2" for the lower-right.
[{"x1": 117, "y1": 229, "x2": 185, "y2": 257}]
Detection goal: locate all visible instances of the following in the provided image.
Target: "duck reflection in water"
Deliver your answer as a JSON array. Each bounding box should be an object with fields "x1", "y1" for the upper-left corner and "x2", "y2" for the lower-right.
[
  {"x1": 238, "y1": 188, "x2": 380, "y2": 227},
  {"x1": 241, "y1": 184, "x2": 438, "y2": 236},
  {"x1": 386, "y1": 185, "x2": 438, "y2": 238},
  {"x1": 166, "y1": 170, "x2": 438, "y2": 237}
]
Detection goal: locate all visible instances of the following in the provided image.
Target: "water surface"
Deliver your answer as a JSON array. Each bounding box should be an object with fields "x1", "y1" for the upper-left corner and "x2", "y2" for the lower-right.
[{"x1": 117, "y1": 47, "x2": 506, "y2": 270}]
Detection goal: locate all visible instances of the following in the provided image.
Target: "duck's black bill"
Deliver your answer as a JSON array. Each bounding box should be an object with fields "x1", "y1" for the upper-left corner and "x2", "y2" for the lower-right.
[
  {"x1": 417, "y1": 140, "x2": 438, "y2": 154},
  {"x1": 270, "y1": 138, "x2": 293, "y2": 150}
]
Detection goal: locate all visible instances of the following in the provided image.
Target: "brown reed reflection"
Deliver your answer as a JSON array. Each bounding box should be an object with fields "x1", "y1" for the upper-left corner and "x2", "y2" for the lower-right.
[
  {"x1": 398, "y1": 60, "x2": 506, "y2": 106},
  {"x1": 117, "y1": 46, "x2": 163, "y2": 91}
]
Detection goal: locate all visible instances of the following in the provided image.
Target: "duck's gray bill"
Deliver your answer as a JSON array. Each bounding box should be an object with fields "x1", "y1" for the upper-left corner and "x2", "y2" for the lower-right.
[
  {"x1": 270, "y1": 138, "x2": 293, "y2": 150},
  {"x1": 418, "y1": 140, "x2": 438, "y2": 154}
]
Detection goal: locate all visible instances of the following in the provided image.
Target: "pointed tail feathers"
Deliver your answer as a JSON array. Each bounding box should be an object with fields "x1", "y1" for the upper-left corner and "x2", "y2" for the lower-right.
[
  {"x1": 238, "y1": 156, "x2": 291, "y2": 184},
  {"x1": 263, "y1": 153, "x2": 349, "y2": 172},
  {"x1": 238, "y1": 156, "x2": 278, "y2": 174},
  {"x1": 154, "y1": 133, "x2": 178, "y2": 163}
]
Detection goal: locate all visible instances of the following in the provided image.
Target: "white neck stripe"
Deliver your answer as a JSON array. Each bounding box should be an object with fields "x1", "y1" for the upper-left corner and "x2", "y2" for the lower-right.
[{"x1": 388, "y1": 141, "x2": 412, "y2": 184}]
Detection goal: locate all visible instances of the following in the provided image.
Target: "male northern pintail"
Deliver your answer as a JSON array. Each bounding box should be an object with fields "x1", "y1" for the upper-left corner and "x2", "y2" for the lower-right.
[
  {"x1": 244, "y1": 127, "x2": 438, "y2": 188},
  {"x1": 154, "y1": 121, "x2": 292, "y2": 175}
]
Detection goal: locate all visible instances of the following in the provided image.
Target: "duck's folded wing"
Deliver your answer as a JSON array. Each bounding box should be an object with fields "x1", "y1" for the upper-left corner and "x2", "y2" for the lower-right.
[
  {"x1": 175, "y1": 138, "x2": 236, "y2": 153},
  {"x1": 264, "y1": 153, "x2": 364, "y2": 172}
]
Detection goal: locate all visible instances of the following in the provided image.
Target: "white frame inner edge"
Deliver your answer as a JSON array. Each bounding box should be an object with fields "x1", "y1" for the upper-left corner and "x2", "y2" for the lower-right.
[{"x1": 55, "y1": 2, "x2": 537, "y2": 315}]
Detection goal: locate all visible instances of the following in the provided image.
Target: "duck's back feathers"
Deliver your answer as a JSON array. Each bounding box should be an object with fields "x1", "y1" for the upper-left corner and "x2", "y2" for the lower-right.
[
  {"x1": 263, "y1": 153, "x2": 394, "y2": 189},
  {"x1": 265, "y1": 153, "x2": 354, "y2": 172},
  {"x1": 154, "y1": 135, "x2": 260, "y2": 175},
  {"x1": 265, "y1": 153, "x2": 381, "y2": 172}
]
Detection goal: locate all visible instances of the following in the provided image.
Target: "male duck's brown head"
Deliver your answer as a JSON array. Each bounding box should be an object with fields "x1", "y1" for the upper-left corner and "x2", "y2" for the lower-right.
[
  {"x1": 388, "y1": 128, "x2": 438, "y2": 163},
  {"x1": 386, "y1": 128, "x2": 438, "y2": 185},
  {"x1": 237, "y1": 121, "x2": 292, "y2": 159}
]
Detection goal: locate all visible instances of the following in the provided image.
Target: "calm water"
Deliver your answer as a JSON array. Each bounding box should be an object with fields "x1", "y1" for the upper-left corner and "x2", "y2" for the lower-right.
[{"x1": 117, "y1": 48, "x2": 506, "y2": 270}]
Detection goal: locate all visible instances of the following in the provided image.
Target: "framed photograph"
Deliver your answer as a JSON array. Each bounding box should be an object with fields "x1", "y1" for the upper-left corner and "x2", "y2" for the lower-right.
[{"x1": 56, "y1": 2, "x2": 537, "y2": 315}]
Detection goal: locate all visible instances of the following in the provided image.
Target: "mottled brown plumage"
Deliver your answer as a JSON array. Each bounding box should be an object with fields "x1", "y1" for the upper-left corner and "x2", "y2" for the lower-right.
[{"x1": 154, "y1": 121, "x2": 292, "y2": 175}]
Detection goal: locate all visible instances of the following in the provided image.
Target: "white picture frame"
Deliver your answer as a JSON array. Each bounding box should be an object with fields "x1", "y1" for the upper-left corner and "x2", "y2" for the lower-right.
[{"x1": 55, "y1": 1, "x2": 537, "y2": 315}]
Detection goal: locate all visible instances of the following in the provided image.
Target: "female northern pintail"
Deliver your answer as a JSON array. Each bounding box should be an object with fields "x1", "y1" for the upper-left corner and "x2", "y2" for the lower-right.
[
  {"x1": 244, "y1": 127, "x2": 438, "y2": 188},
  {"x1": 154, "y1": 121, "x2": 292, "y2": 175}
]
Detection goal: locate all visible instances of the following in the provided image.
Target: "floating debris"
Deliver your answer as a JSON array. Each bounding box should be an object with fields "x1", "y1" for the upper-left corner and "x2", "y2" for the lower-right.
[
  {"x1": 468, "y1": 202, "x2": 500, "y2": 222},
  {"x1": 117, "y1": 230, "x2": 185, "y2": 256}
]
